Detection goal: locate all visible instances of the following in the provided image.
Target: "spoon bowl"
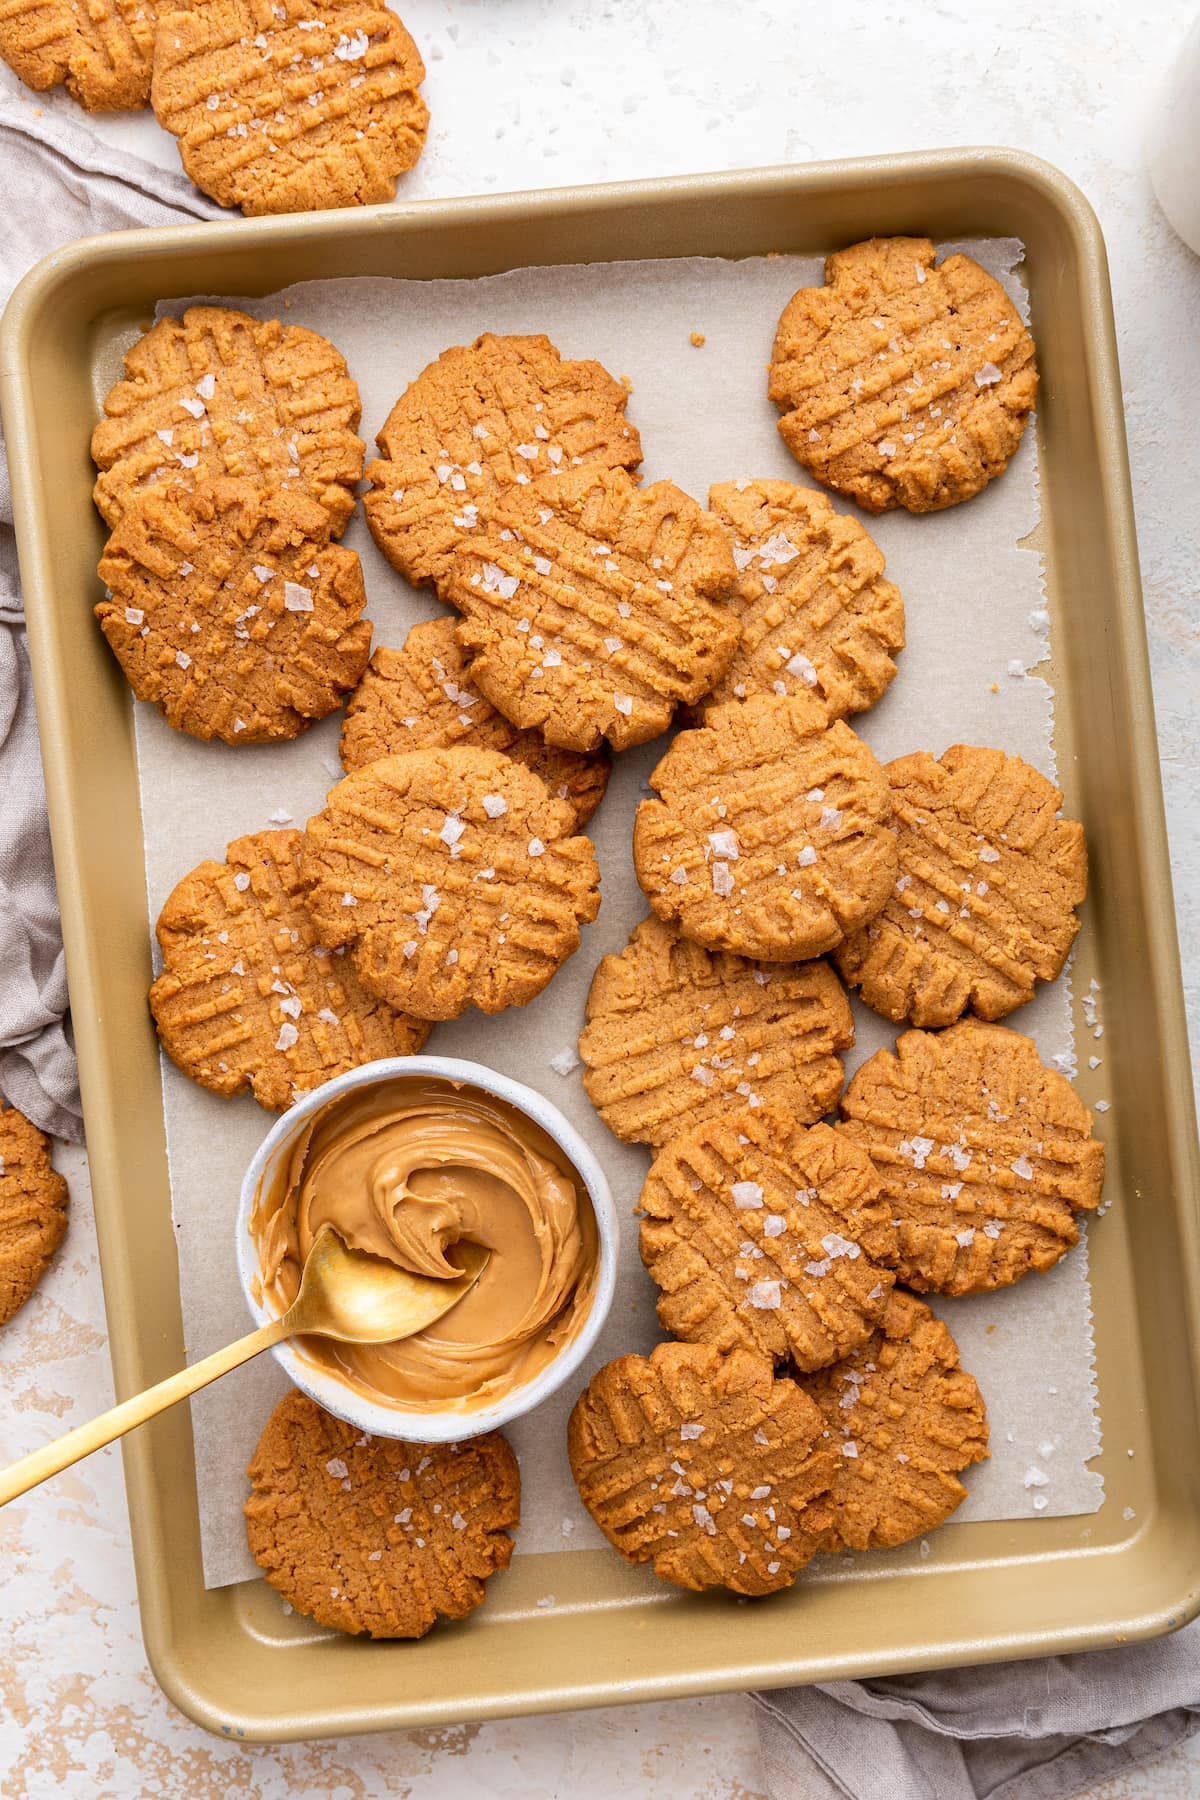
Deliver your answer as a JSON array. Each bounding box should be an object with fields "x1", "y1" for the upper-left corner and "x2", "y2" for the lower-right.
[{"x1": 288, "y1": 1228, "x2": 490, "y2": 1344}]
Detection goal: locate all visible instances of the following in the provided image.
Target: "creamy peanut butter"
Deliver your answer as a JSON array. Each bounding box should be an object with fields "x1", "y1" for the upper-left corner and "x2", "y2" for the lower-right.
[{"x1": 250, "y1": 1076, "x2": 598, "y2": 1412}]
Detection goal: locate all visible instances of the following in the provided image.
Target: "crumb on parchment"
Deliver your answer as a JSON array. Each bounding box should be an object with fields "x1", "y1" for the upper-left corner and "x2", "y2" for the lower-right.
[{"x1": 690, "y1": 331, "x2": 706, "y2": 347}]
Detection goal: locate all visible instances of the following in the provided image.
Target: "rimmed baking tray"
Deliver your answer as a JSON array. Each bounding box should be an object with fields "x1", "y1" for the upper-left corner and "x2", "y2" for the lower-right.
[{"x1": 2, "y1": 149, "x2": 1198, "y2": 1742}]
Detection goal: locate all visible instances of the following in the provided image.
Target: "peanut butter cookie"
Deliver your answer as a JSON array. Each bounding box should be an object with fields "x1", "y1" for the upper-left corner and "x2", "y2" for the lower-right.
[
  {"x1": 150, "y1": 830, "x2": 430, "y2": 1111},
  {"x1": 701, "y1": 480, "x2": 904, "y2": 721},
  {"x1": 578, "y1": 915, "x2": 852, "y2": 1148},
  {"x1": 364, "y1": 332, "x2": 642, "y2": 593},
  {"x1": 0, "y1": 1103, "x2": 68, "y2": 1327},
  {"x1": 152, "y1": 0, "x2": 428, "y2": 217},
  {"x1": 340, "y1": 616, "x2": 611, "y2": 829},
  {"x1": 769, "y1": 237, "x2": 1038, "y2": 513},
  {"x1": 838, "y1": 1018, "x2": 1105, "y2": 1295},
  {"x1": 835, "y1": 745, "x2": 1087, "y2": 1027},
  {"x1": 567, "y1": 1341, "x2": 837, "y2": 1596},
  {"x1": 0, "y1": 0, "x2": 154, "y2": 107},
  {"x1": 444, "y1": 465, "x2": 739, "y2": 754},
  {"x1": 300, "y1": 746, "x2": 601, "y2": 1020},
  {"x1": 633, "y1": 693, "x2": 897, "y2": 961},
  {"x1": 96, "y1": 477, "x2": 372, "y2": 743},
  {"x1": 245, "y1": 1389, "x2": 520, "y2": 1638},
  {"x1": 91, "y1": 306, "x2": 364, "y2": 535},
  {"x1": 638, "y1": 1112, "x2": 896, "y2": 1371},
  {"x1": 803, "y1": 1290, "x2": 989, "y2": 1550}
]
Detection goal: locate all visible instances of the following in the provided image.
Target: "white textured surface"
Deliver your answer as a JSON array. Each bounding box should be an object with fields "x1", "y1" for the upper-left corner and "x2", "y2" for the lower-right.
[{"x1": 2, "y1": 1, "x2": 1198, "y2": 1795}]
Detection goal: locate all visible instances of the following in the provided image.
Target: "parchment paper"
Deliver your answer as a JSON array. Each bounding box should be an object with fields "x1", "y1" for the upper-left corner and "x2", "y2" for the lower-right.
[{"x1": 134, "y1": 244, "x2": 1103, "y2": 1589}]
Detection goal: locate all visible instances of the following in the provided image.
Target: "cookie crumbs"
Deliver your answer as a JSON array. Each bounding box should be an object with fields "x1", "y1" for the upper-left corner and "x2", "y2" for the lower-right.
[{"x1": 690, "y1": 332, "x2": 706, "y2": 347}]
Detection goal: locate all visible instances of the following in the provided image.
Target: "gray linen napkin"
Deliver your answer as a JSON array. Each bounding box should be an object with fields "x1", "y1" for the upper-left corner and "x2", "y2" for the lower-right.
[
  {"x1": 0, "y1": 97, "x2": 219, "y2": 1138},
  {"x1": 1, "y1": 88, "x2": 1197, "y2": 1800},
  {"x1": 755, "y1": 1626, "x2": 1200, "y2": 1799}
]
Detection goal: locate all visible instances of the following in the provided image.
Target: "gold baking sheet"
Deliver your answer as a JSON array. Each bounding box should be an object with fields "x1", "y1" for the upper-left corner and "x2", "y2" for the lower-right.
[{"x1": 2, "y1": 150, "x2": 1198, "y2": 1741}]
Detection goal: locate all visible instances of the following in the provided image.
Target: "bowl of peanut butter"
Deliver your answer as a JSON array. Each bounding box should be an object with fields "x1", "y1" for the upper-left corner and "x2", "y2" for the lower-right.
[{"x1": 236, "y1": 1057, "x2": 616, "y2": 1441}]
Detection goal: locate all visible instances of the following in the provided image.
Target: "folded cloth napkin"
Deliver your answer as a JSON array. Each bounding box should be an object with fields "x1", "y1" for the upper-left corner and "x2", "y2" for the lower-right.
[
  {"x1": 755, "y1": 1627, "x2": 1200, "y2": 1799},
  {"x1": 2, "y1": 83, "x2": 1199, "y2": 1800},
  {"x1": 0, "y1": 94, "x2": 219, "y2": 1138}
]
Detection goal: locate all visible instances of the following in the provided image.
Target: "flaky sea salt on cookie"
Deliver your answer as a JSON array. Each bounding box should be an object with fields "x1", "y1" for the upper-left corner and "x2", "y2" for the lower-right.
[
  {"x1": 578, "y1": 914, "x2": 852, "y2": 1147},
  {"x1": 836, "y1": 744, "x2": 1087, "y2": 1027},
  {"x1": 96, "y1": 477, "x2": 372, "y2": 743},
  {"x1": 701, "y1": 479, "x2": 904, "y2": 721},
  {"x1": 838, "y1": 1018, "x2": 1105, "y2": 1295},
  {"x1": 150, "y1": 829, "x2": 429, "y2": 1111},
  {"x1": 91, "y1": 306, "x2": 364, "y2": 536},
  {"x1": 568, "y1": 1342, "x2": 837, "y2": 1596},
  {"x1": 802, "y1": 1289, "x2": 989, "y2": 1550},
  {"x1": 300, "y1": 746, "x2": 601, "y2": 1020},
  {"x1": 638, "y1": 1111, "x2": 896, "y2": 1371},
  {"x1": 152, "y1": 0, "x2": 428, "y2": 216},
  {"x1": 364, "y1": 333, "x2": 642, "y2": 593},
  {"x1": 769, "y1": 236, "x2": 1038, "y2": 513},
  {"x1": 340, "y1": 616, "x2": 611, "y2": 829},
  {"x1": 445, "y1": 464, "x2": 739, "y2": 754},
  {"x1": 633, "y1": 692, "x2": 897, "y2": 961},
  {"x1": 245, "y1": 1390, "x2": 520, "y2": 1638}
]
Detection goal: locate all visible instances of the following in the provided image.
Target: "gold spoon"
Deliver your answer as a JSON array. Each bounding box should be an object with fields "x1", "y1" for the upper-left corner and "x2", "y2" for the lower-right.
[{"x1": 0, "y1": 1228, "x2": 490, "y2": 1508}]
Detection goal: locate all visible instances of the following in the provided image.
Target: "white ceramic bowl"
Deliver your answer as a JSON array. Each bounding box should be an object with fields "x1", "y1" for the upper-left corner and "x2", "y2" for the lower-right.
[{"x1": 235, "y1": 1055, "x2": 617, "y2": 1443}]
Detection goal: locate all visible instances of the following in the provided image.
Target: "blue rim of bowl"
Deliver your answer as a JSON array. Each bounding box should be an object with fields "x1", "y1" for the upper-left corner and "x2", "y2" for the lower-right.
[{"x1": 234, "y1": 1055, "x2": 619, "y2": 1443}]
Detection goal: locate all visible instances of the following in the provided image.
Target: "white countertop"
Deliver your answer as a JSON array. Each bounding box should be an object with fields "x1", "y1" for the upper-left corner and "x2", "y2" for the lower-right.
[{"x1": 2, "y1": 1, "x2": 1199, "y2": 1794}]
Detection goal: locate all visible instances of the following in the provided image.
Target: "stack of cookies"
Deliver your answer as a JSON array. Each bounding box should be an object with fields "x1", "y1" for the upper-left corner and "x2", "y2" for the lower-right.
[
  {"x1": 86, "y1": 239, "x2": 1107, "y2": 1634},
  {"x1": 0, "y1": 0, "x2": 429, "y2": 214}
]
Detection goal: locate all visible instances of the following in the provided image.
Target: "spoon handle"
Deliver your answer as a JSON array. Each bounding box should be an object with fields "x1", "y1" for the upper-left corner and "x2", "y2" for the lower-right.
[{"x1": 0, "y1": 1315, "x2": 291, "y2": 1507}]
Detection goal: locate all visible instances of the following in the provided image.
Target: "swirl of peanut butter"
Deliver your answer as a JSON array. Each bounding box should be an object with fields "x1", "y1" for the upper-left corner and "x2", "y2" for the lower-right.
[{"x1": 251, "y1": 1077, "x2": 598, "y2": 1412}]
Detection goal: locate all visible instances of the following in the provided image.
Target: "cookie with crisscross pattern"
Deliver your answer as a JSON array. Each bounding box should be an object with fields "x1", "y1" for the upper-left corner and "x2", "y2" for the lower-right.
[
  {"x1": 340, "y1": 616, "x2": 610, "y2": 829},
  {"x1": 445, "y1": 464, "x2": 739, "y2": 753},
  {"x1": 245, "y1": 1389, "x2": 520, "y2": 1637},
  {"x1": 769, "y1": 237, "x2": 1037, "y2": 513},
  {"x1": 638, "y1": 1112, "x2": 896, "y2": 1371},
  {"x1": 802, "y1": 1290, "x2": 989, "y2": 1550},
  {"x1": 633, "y1": 693, "x2": 897, "y2": 960},
  {"x1": 838, "y1": 1019, "x2": 1105, "y2": 1295},
  {"x1": 835, "y1": 745, "x2": 1086, "y2": 1027},
  {"x1": 152, "y1": 0, "x2": 428, "y2": 216},
  {"x1": 0, "y1": 1104, "x2": 68, "y2": 1328},
  {"x1": 701, "y1": 479, "x2": 904, "y2": 721},
  {"x1": 364, "y1": 333, "x2": 642, "y2": 593},
  {"x1": 96, "y1": 477, "x2": 372, "y2": 743},
  {"x1": 150, "y1": 829, "x2": 429, "y2": 1111},
  {"x1": 300, "y1": 746, "x2": 601, "y2": 1020},
  {"x1": 91, "y1": 306, "x2": 364, "y2": 534},
  {"x1": 0, "y1": 0, "x2": 155, "y2": 108},
  {"x1": 568, "y1": 1341, "x2": 837, "y2": 1595},
  {"x1": 578, "y1": 915, "x2": 852, "y2": 1147}
]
